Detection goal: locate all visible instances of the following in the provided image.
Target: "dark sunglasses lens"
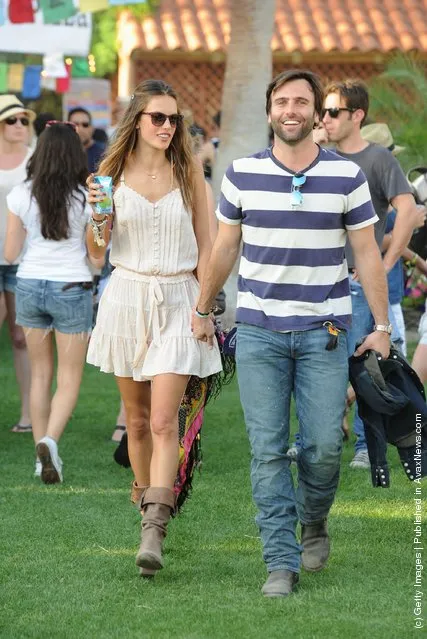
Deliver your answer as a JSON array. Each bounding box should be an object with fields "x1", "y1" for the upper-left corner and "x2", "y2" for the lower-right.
[
  {"x1": 325, "y1": 108, "x2": 340, "y2": 119},
  {"x1": 169, "y1": 115, "x2": 181, "y2": 127},
  {"x1": 5, "y1": 116, "x2": 29, "y2": 126},
  {"x1": 151, "y1": 113, "x2": 167, "y2": 126}
]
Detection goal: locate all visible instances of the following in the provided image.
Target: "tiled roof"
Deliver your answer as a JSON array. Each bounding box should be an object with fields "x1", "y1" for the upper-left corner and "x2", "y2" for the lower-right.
[{"x1": 118, "y1": 0, "x2": 427, "y2": 56}]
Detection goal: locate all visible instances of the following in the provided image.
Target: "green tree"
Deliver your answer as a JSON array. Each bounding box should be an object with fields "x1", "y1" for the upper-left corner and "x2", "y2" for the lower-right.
[
  {"x1": 368, "y1": 54, "x2": 427, "y2": 171},
  {"x1": 91, "y1": 1, "x2": 158, "y2": 78}
]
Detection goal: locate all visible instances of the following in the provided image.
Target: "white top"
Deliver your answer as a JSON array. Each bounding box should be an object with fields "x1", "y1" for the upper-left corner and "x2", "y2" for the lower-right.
[
  {"x1": 7, "y1": 181, "x2": 93, "y2": 282},
  {"x1": 0, "y1": 149, "x2": 32, "y2": 264},
  {"x1": 110, "y1": 178, "x2": 198, "y2": 276}
]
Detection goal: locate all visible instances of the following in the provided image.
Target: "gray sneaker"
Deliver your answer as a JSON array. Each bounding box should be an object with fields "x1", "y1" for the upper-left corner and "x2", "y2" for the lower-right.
[
  {"x1": 301, "y1": 519, "x2": 330, "y2": 572},
  {"x1": 261, "y1": 570, "x2": 299, "y2": 597},
  {"x1": 349, "y1": 449, "x2": 370, "y2": 469},
  {"x1": 36, "y1": 436, "x2": 63, "y2": 484}
]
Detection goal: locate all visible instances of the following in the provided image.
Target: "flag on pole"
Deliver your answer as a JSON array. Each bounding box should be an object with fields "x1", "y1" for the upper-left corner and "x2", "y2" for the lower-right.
[
  {"x1": 8, "y1": 0, "x2": 34, "y2": 23},
  {"x1": 56, "y1": 61, "x2": 71, "y2": 93},
  {"x1": 7, "y1": 63, "x2": 24, "y2": 92},
  {"x1": 22, "y1": 66, "x2": 42, "y2": 99},
  {"x1": 0, "y1": 63, "x2": 8, "y2": 92},
  {"x1": 71, "y1": 57, "x2": 90, "y2": 78},
  {"x1": 79, "y1": 0, "x2": 108, "y2": 13},
  {"x1": 43, "y1": 53, "x2": 68, "y2": 79},
  {"x1": 40, "y1": 0, "x2": 76, "y2": 24}
]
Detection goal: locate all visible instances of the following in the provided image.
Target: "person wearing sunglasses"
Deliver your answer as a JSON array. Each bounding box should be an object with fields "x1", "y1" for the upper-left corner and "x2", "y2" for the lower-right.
[
  {"x1": 86, "y1": 79, "x2": 222, "y2": 576},
  {"x1": 193, "y1": 69, "x2": 392, "y2": 598},
  {"x1": 0, "y1": 94, "x2": 35, "y2": 434},
  {"x1": 323, "y1": 80, "x2": 421, "y2": 470},
  {"x1": 4, "y1": 122, "x2": 95, "y2": 483},
  {"x1": 68, "y1": 107, "x2": 105, "y2": 174}
]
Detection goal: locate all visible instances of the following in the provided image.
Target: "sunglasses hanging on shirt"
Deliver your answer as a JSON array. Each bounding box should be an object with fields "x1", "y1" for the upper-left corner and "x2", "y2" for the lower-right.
[{"x1": 290, "y1": 173, "x2": 307, "y2": 209}]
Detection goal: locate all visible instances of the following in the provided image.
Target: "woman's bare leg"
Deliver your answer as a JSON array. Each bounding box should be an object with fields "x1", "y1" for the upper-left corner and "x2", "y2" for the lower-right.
[
  {"x1": 44, "y1": 331, "x2": 88, "y2": 442},
  {"x1": 116, "y1": 377, "x2": 152, "y2": 487},
  {"x1": 23, "y1": 328, "x2": 54, "y2": 444},
  {"x1": 5, "y1": 291, "x2": 31, "y2": 426},
  {"x1": 149, "y1": 374, "x2": 189, "y2": 489}
]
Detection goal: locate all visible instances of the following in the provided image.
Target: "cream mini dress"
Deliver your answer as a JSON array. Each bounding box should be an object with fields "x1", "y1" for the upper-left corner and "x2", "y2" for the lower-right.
[{"x1": 87, "y1": 176, "x2": 222, "y2": 381}]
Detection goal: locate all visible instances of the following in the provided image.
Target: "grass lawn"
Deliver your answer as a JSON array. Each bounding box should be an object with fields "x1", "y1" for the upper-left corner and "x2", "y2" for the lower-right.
[{"x1": 0, "y1": 326, "x2": 423, "y2": 639}]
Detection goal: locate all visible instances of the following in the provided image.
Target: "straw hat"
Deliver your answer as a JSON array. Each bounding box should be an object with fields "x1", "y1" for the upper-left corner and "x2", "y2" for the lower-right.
[
  {"x1": 0, "y1": 94, "x2": 36, "y2": 124},
  {"x1": 361, "y1": 122, "x2": 405, "y2": 155}
]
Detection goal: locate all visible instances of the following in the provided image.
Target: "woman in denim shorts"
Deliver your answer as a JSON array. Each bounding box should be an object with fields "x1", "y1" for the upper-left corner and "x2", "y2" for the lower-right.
[{"x1": 4, "y1": 122, "x2": 97, "y2": 483}]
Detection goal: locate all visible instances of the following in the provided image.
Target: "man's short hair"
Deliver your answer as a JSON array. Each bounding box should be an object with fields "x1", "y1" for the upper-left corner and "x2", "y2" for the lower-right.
[
  {"x1": 266, "y1": 69, "x2": 324, "y2": 117},
  {"x1": 324, "y1": 79, "x2": 369, "y2": 126},
  {"x1": 68, "y1": 107, "x2": 92, "y2": 123}
]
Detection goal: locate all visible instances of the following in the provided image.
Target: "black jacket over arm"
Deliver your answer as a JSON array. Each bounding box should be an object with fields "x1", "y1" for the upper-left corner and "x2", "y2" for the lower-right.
[{"x1": 349, "y1": 346, "x2": 427, "y2": 487}]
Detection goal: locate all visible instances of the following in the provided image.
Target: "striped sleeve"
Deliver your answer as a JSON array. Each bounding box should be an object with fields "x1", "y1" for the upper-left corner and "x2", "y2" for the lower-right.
[
  {"x1": 216, "y1": 162, "x2": 242, "y2": 226},
  {"x1": 345, "y1": 168, "x2": 378, "y2": 230}
]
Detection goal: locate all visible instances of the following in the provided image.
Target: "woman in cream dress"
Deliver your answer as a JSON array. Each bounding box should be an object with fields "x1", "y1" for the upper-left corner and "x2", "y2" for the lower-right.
[{"x1": 86, "y1": 79, "x2": 222, "y2": 575}]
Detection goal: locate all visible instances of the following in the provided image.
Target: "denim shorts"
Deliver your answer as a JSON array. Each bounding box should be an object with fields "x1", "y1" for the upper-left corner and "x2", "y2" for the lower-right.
[
  {"x1": 0, "y1": 264, "x2": 18, "y2": 293},
  {"x1": 15, "y1": 278, "x2": 93, "y2": 334}
]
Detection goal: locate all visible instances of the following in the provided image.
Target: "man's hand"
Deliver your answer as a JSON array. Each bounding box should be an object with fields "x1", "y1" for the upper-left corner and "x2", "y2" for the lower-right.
[
  {"x1": 354, "y1": 331, "x2": 391, "y2": 359},
  {"x1": 192, "y1": 313, "x2": 215, "y2": 349}
]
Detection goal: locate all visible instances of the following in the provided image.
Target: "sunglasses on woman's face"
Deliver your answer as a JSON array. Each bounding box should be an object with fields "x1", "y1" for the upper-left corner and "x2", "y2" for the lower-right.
[
  {"x1": 46, "y1": 120, "x2": 77, "y2": 131},
  {"x1": 141, "y1": 111, "x2": 184, "y2": 127},
  {"x1": 5, "y1": 116, "x2": 30, "y2": 126}
]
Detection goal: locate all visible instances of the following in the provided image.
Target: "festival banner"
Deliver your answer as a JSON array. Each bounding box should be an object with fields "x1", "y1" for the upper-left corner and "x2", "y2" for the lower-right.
[{"x1": 0, "y1": 0, "x2": 92, "y2": 56}]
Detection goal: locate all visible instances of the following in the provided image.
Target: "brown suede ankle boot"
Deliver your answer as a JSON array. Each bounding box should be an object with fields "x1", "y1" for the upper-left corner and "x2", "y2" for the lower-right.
[{"x1": 135, "y1": 487, "x2": 176, "y2": 571}]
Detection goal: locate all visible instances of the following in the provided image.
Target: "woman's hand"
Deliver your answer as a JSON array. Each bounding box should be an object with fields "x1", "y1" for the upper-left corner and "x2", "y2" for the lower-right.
[{"x1": 86, "y1": 174, "x2": 110, "y2": 221}]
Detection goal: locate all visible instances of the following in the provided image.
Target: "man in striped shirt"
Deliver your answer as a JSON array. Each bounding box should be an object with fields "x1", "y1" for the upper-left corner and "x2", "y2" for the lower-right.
[{"x1": 193, "y1": 70, "x2": 391, "y2": 597}]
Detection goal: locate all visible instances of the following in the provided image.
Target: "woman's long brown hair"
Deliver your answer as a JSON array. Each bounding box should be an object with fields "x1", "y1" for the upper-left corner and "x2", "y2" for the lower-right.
[
  {"x1": 98, "y1": 79, "x2": 196, "y2": 213},
  {"x1": 27, "y1": 124, "x2": 88, "y2": 240}
]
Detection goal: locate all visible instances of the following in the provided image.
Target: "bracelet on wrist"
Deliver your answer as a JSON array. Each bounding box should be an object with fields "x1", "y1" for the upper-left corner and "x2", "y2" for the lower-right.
[
  {"x1": 195, "y1": 307, "x2": 211, "y2": 318},
  {"x1": 90, "y1": 216, "x2": 108, "y2": 247}
]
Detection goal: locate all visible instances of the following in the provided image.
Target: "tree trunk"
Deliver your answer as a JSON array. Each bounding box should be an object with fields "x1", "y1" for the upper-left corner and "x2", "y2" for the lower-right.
[{"x1": 213, "y1": 0, "x2": 275, "y2": 328}]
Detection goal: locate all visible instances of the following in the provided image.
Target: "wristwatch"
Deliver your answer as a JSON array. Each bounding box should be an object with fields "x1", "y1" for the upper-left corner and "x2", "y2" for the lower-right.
[{"x1": 374, "y1": 323, "x2": 393, "y2": 335}]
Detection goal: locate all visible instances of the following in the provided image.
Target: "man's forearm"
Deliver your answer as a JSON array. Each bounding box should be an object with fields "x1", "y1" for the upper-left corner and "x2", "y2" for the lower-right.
[
  {"x1": 355, "y1": 248, "x2": 389, "y2": 325},
  {"x1": 197, "y1": 243, "x2": 240, "y2": 313},
  {"x1": 383, "y1": 205, "x2": 418, "y2": 272}
]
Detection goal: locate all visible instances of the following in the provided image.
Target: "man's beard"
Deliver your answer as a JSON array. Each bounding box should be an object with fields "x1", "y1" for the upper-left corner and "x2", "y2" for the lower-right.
[{"x1": 270, "y1": 116, "x2": 315, "y2": 146}]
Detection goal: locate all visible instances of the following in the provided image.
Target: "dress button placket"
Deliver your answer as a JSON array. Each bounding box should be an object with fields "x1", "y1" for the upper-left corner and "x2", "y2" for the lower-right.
[{"x1": 153, "y1": 203, "x2": 160, "y2": 275}]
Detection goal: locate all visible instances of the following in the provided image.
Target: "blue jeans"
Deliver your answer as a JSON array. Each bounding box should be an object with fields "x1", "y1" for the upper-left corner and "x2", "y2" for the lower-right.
[
  {"x1": 236, "y1": 323, "x2": 348, "y2": 573},
  {"x1": 15, "y1": 278, "x2": 93, "y2": 334},
  {"x1": 0, "y1": 264, "x2": 18, "y2": 293},
  {"x1": 347, "y1": 279, "x2": 401, "y2": 452}
]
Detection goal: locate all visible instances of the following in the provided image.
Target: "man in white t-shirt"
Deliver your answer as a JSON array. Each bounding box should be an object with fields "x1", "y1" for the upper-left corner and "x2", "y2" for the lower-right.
[{"x1": 0, "y1": 94, "x2": 34, "y2": 432}]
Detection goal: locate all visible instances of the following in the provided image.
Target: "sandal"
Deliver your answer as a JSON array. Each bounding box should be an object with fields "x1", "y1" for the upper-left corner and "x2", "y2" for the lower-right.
[
  {"x1": 10, "y1": 423, "x2": 32, "y2": 433},
  {"x1": 111, "y1": 424, "x2": 126, "y2": 443}
]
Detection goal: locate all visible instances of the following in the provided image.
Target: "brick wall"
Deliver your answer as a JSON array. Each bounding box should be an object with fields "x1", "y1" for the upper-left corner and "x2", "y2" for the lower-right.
[{"x1": 132, "y1": 57, "x2": 383, "y2": 134}]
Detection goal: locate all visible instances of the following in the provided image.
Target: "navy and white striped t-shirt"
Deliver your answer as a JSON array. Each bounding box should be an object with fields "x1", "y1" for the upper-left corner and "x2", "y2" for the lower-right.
[{"x1": 217, "y1": 147, "x2": 378, "y2": 332}]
